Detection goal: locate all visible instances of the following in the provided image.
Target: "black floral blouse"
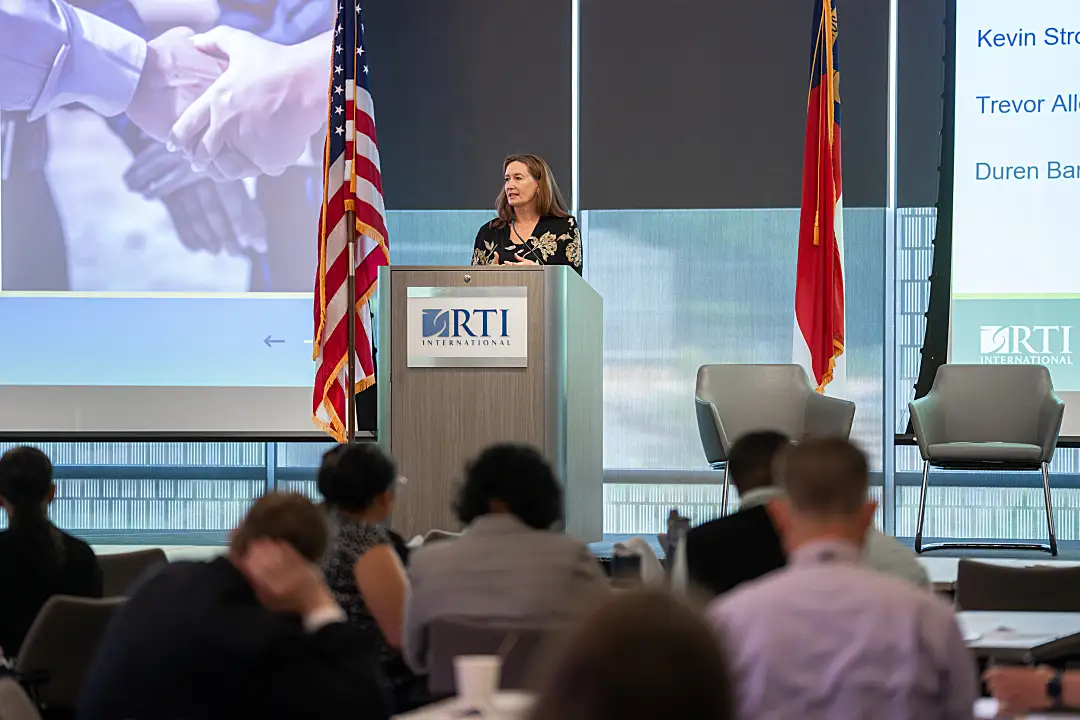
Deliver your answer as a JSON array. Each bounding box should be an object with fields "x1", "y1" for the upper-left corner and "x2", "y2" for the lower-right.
[{"x1": 471, "y1": 215, "x2": 583, "y2": 275}]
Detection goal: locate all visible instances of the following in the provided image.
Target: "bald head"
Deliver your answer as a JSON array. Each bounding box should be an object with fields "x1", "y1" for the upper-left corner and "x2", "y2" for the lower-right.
[{"x1": 776, "y1": 438, "x2": 870, "y2": 518}]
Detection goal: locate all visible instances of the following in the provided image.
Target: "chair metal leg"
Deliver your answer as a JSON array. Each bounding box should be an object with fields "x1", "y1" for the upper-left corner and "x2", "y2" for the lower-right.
[
  {"x1": 915, "y1": 460, "x2": 929, "y2": 553},
  {"x1": 919, "y1": 462, "x2": 1056, "y2": 555},
  {"x1": 1042, "y1": 462, "x2": 1058, "y2": 557},
  {"x1": 720, "y1": 463, "x2": 730, "y2": 518}
]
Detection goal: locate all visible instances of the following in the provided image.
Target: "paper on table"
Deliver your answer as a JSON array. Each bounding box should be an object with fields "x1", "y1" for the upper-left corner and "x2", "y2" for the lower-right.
[
  {"x1": 976, "y1": 698, "x2": 1080, "y2": 720},
  {"x1": 974, "y1": 628, "x2": 1058, "y2": 648}
]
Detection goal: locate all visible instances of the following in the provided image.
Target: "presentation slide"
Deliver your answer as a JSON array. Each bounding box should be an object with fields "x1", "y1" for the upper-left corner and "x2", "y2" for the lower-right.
[
  {"x1": 0, "y1": 0, "x2": 338, "y2": 433},
  {"x1": 951, "y1": 0, "x2": 1080, "y2": 428}
]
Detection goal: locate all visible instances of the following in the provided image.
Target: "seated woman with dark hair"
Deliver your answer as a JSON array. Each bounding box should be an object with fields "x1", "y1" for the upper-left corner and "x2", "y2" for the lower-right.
[
  {"x1": 317, "y1": 444, "x2": 423, "y2": 711},
  {"x1": 0, "y1": 446, "x2": 102, "y2": 659},
  {"x1": 403, "y1": 443, "x2": 608, "y2": 674}
]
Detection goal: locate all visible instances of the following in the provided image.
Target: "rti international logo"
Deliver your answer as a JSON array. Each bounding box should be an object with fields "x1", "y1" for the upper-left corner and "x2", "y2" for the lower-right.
[
  {"x1": 421, "y1": 308, "x2": 513, "y2": 347},
  {"x1": 979, "y1": 325, "x2": 1074, "y2": 366}
]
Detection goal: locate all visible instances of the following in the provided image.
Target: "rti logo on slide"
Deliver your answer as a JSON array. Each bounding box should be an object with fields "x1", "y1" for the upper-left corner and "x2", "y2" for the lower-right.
[
  {"x1": 422, "y1": 308, "x2": 512, "y2": 345},
  {"x1": 979, "y1": 325, "x2": 1074, "y2": 365}
]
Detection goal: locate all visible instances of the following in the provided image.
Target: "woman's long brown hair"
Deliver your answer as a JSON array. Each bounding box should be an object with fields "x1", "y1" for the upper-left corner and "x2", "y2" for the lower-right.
[{"x1": 493, "y1": 154, "x2": 570, "y2": 227}]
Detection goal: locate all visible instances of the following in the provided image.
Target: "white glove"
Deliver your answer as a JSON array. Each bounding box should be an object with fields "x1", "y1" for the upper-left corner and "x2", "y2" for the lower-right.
[{"x1": 167, "y1": 27, "x2": 331, "y2": 180}]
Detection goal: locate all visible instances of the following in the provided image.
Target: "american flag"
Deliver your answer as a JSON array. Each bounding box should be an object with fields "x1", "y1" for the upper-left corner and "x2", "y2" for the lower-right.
[{"x1": 313, "y1": 2, "x2": 389, "y2": 441}]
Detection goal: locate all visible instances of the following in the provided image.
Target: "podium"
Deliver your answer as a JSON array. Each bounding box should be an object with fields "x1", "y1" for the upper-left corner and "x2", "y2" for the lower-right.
[{"x1": 377, "y1": 265, "x2": 603, "y2": 542}]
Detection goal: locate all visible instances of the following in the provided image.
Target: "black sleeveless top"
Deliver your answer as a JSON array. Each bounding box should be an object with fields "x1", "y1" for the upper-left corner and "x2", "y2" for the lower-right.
[{"x1": 0, "y1": 527, "x2": 103, "y2": 657}]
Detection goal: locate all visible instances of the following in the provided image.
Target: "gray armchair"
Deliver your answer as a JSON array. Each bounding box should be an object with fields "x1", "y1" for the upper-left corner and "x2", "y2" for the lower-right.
[
  {"x1": 98, "y1": 548, "x2": 167, "y2": 597},
  {"x1": 909, "y1": 364, "x2": 1064, "y2": 555},
  {"x1": 695, "y1": 364, "x2": 856, "y2": 514},
  {"x1": 15, "y1": 596, "x2": 127, "y2": 712},
  {"x1": 955, "y1": 560, "x2": 1080, "y2": 611},
  {"x1": 425, "y1": 619, "x2": 556, "y2": 697}
]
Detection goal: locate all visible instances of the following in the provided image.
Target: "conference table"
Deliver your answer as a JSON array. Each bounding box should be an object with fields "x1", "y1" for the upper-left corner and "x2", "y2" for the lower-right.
[
  {"x1": 973, "y1": 699, "x2": 1080, "y2": 719},
  {"x1": 959, "y1": 611, "x2": 1080, "y2": 662},
  {"x1": 394, "y1": 692, "x2": 533, "y2": 720},
  {"x1": 393, "y1": 694, "x2": 1080, "y2": 720},
  {"x1": 394, "y1": 614, "x2": 1080, "y2": 719}
]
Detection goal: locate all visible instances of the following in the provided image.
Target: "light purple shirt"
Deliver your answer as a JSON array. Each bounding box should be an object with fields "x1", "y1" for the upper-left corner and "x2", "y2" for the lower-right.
[
  {"x1": 708, "y1": 538, "x2": 975, "y2": 720},
  {"x1": 0, "y1": 0, "x2": 146, "y2": 121}
]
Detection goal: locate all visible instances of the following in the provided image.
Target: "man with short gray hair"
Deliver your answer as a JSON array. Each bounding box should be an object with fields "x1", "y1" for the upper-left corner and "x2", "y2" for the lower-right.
[{"x1": 707, "y1": 438, "x2": 975, "y2": 720}]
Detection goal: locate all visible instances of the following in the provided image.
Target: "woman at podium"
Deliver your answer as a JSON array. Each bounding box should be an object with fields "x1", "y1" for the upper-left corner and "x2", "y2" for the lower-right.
[{"x1": 471, "y1": 153, "x2": 583, "y2": 274}]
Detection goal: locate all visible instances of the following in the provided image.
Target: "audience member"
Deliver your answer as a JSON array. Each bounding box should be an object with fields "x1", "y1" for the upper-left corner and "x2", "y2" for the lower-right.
[
  {"x1": 984, "y1": 665, "x2": 1074, "y2": 715},
  {"x1": 318, "y1": 444, "x2": 423, "y2": 711},
  {"x1": 0, "y1": 446, "x2": 102, "y2": 658},
  {"x1": 79, "y1": 492, "x2": 389, "y2": 720},
  {"x1": 685, "y1": 431, "x2": 929, "y2": 596},
  {"x1": 707, "y1": 438, "x2": 975, "y2": 720},
  {"x1": 528, "y1": 590, "x2": 736, "y2": 720},
  {"x1": 683, "y1": 432, "x2": 789, "y2": 596},
  {"x1": 403, "y1": 444, "x2": 607, "y2": 673}
]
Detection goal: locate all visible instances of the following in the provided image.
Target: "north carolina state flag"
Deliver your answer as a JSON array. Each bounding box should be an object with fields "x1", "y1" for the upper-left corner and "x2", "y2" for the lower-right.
[{"x1": 794, "y1": 0, "x2": 845, "y2": 394}]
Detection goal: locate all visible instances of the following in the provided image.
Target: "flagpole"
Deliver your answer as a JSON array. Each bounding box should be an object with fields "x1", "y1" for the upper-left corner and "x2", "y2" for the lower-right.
[{"x1": 346, "y1": 208, "x2": 357, "y2": 444}]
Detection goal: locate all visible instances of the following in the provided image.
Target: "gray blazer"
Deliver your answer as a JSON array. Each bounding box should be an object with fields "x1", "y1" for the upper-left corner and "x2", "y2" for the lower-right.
[{"x1": 403, "y1": 514, "x2": 608, "y2": 672}]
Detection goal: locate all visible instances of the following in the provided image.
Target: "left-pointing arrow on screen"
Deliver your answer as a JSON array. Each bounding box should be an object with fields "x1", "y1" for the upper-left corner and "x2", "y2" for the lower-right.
[{"x1": 264, "y1": 335, "x2": 285, "y2": 348}]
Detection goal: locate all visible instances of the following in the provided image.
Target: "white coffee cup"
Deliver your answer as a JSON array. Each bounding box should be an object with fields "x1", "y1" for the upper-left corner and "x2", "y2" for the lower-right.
[{"x1": 454, "y1": 655, "x2": 502, "y2": 710}]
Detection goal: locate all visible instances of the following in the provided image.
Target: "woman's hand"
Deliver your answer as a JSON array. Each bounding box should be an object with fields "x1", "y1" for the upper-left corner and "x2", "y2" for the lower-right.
[{"x1": 506, "y1": 253, "x2": 537, "y2": 265}]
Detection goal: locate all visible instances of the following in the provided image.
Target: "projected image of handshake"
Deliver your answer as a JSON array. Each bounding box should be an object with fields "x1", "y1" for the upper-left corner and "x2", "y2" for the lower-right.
[
  {"x1": 0, "y1": 0, "x2": 333, "y2": 180},
  {"x1": 152, "y1": 26, "x2": 332, "y2": 180}
]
